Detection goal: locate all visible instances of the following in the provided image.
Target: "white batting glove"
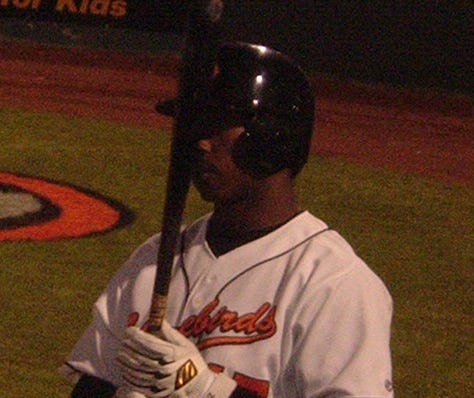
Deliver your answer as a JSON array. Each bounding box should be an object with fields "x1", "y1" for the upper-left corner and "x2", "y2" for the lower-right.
[
  {"x1": 117, "y1": 320, "x2": 236, "y2": 398},
  {"x1": 114, "y1": 386, "x2": 147, "y2": 397}
]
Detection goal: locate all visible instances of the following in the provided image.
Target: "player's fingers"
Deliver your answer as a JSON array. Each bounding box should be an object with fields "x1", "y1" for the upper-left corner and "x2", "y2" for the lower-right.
[
  {"x1": 117, "y1": 347, "x2": 158, "y2": 371},
  {"x1": 124, "y1": 327, "x2": 175, "y2": 361},
  {"x1": 122, "y1": 376, "x2": 170, "y2": 398},
  {"x1": 121, "y1": 367, "x2": 171, "y2": 385},
  {"x1": 121, "y1": 367, "x2": 155, "y2": 386},
  {"x1": 160, "y1": 319, "x2": 192, "y2": 347},
  {"x1": 121, "y1": 368, "x2": 173, "y2": 398}
]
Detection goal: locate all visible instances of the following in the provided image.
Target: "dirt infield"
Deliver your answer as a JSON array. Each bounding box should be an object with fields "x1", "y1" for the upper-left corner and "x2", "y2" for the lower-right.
[{"x1": 1, "y1": 40, "x2": 472, "y2": 187}]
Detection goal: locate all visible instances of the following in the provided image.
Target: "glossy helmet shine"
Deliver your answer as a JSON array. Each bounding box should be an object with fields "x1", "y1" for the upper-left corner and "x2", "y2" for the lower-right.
[{"x1": 158, "y1": 42, "x2": 315, "y2": 178}]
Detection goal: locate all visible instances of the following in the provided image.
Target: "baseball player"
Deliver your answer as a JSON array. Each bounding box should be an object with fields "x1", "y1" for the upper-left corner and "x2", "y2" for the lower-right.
[{"x1": 61, "y1": 42, "x2": 394, "y2": 397}]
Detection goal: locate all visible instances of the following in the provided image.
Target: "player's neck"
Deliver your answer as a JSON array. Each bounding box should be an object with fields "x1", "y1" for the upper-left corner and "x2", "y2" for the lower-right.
[
  {"x1": 207, "y1": 185, "x2": 300, "y2": 257},
  {"x1": 206, "y1": 210, "x2": 300, "y2": 257},
  {"x1": 211, "y1": 173, "x2": 300, "y2": 235}
]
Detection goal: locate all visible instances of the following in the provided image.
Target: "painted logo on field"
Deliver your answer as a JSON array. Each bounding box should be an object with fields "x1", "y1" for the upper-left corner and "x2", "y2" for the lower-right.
[{"x1": 0, "y1": 172, "x2": 134, "y2": 241}]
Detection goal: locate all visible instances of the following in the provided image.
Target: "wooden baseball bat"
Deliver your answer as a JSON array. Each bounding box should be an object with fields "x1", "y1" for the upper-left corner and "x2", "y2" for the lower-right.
[{"x1": 147, "y1": 0, "x2": 224, "y2": 335}]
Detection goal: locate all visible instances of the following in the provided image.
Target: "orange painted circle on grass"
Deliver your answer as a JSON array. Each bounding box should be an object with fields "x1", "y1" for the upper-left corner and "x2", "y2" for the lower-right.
[{"x1": 0, "y1": 172, "x2": 134, "y2": 241}]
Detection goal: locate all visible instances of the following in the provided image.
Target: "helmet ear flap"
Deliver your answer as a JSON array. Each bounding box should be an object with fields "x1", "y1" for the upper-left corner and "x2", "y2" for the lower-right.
[{"x1": 232, "y1": 116, "x2": 292, "y2": 178}]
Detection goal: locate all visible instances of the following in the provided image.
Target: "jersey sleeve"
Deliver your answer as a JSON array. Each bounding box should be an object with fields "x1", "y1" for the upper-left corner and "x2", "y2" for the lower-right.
[
  {"x1": 63, "y1": 306, "x2": 124, "y2": 387},
  {"x1": 287, "y1": 261, "x2": 394, "y2": 397},
  {"x1": 62, "y1": 234, "x2": 161, "y2": 387}
]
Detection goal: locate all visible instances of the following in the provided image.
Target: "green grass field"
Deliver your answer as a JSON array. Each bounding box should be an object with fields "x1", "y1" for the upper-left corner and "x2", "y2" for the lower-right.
[{"x1": 0, "y1": 108, "x2": 472, "y2": 397}]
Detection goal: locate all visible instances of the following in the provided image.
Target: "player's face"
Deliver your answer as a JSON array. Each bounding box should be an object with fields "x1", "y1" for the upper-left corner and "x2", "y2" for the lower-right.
[{"x1": 191, "y1": 127, "x2": 259, "y2": 205}]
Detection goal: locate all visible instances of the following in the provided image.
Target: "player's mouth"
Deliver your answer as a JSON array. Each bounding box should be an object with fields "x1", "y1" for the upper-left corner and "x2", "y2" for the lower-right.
[
  {"x1": 192, "y1": 161, "x2": 219, "y2": 184},
  {"x1": 191, "y1": 162, "x2": 223, "y2": 201},
  {"x1": 196, "y1": 158, "x2": 219, "y2": 175}
]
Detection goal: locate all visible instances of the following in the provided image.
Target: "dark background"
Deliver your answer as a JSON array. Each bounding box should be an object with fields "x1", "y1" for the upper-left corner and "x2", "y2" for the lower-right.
[
  {"x1": 221, "y1": 1, "x2": 473, "y2": 94},
  {"x1": 1, "y1": 1, "x2": 472, "y2": 94}
]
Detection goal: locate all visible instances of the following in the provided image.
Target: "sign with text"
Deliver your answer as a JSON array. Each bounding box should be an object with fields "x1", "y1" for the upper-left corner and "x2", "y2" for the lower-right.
[{"x1": 0, "y1": 0, "x2": 187, "y2": 31}]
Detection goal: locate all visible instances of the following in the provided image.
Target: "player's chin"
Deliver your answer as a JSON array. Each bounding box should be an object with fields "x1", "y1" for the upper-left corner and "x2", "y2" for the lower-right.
[
  {"x1": 192, "y1": 178, "x2": 219, "y2": 202},
  {"x1": 193, "y1": 180, "x2": 239, "y2": 205}
]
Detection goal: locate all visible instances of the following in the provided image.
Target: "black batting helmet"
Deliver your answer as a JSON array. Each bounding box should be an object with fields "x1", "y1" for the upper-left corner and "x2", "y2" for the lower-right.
[{"x1": 157, "y1": 42, "x2": 315, "y2": 178}]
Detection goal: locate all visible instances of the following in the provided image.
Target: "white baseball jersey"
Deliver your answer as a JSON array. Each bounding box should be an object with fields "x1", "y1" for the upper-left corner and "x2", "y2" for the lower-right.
[{"x1": 64, "y1": 211, "x2": 394, "y2": 397}]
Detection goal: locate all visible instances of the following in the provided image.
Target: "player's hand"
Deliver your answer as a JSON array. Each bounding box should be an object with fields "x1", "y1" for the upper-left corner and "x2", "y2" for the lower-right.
[
  {"x1": 114, "y1": 386, "x2": 147, "y2": 397},
  {"x1": 117, "y1": 320, "x2": 236, "y2": 398}
]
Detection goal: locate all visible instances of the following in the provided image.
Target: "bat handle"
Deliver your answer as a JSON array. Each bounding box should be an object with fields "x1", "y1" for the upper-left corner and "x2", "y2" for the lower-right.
[{"x1": 147, "y1": 292, "x2": 169, "y2": 335}]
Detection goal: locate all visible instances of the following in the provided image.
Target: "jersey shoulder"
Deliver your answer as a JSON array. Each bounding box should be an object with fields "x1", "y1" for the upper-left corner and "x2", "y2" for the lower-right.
[{"x1": 287, "y1": 212, "x2": 391, "y2": 298}]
